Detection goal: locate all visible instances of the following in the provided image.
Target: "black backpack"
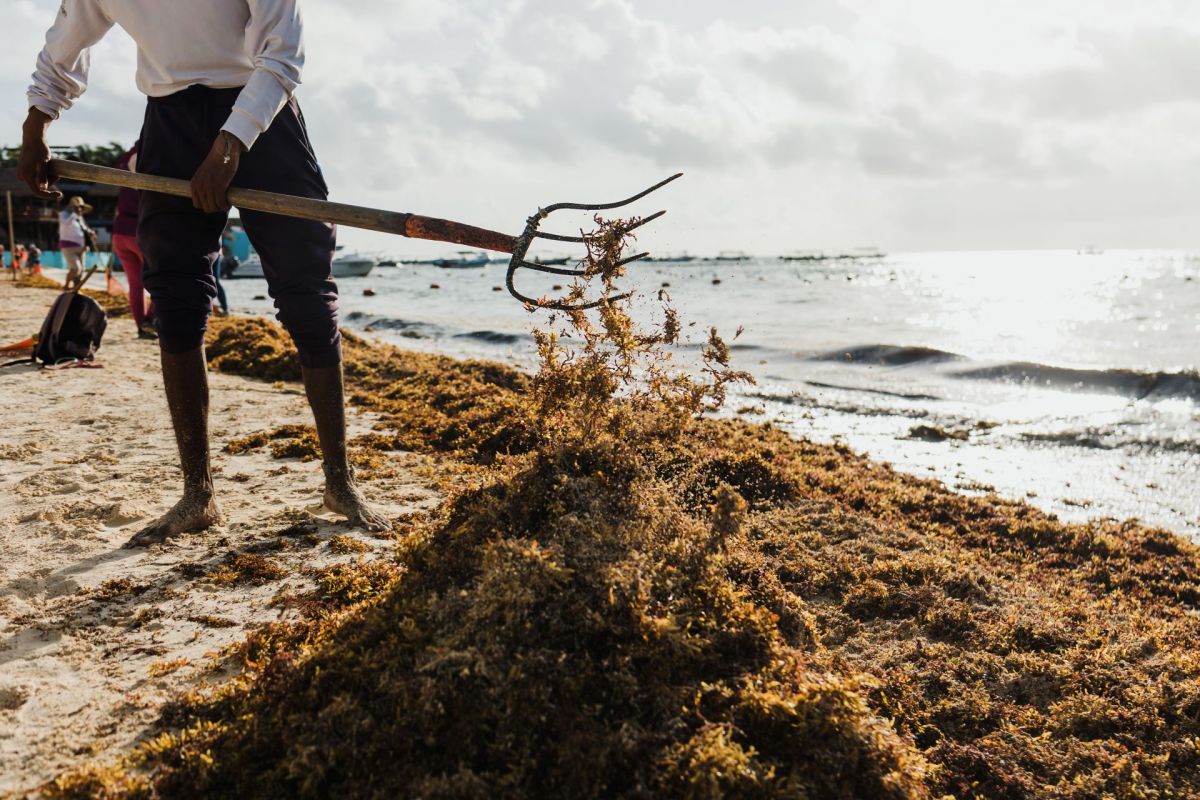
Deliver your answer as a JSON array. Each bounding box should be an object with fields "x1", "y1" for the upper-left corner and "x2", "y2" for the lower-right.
[{"x1": 32, "y1": 290, "x2": 108, "y2": 366}]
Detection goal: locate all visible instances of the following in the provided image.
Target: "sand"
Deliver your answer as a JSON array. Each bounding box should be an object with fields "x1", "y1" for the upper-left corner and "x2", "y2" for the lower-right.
[{"x1": 0, "y1": 279, "x2": 440, "y2": 795}]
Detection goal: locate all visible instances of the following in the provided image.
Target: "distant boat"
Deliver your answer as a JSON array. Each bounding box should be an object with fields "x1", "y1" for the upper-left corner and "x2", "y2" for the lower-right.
[
  {"x1": 377, "y1": 259, "x2": 398, "y2": 267},
  {"x1": 531, "y1": 254, "x2": 572, "y2": 266},
  {"x1": 1077, "y1": 246, "x2": 1104, "y2": 256},
  {"x1": 433, "y1": 251, "x2": 489, "y2": 269},
  {"x1": 780, "y1": 251, "x2": 826, "y2": 262},
  {"x1": 332, "y1": 250, "x2": 376, "y2": 278},
  {"x1": 649, "y1": 252, "x2": 697, "y2": 263},
  {"x1": 225, "y1": 250, "x2": 376, "y2": 279},
  {"x1": 715, "y1": 251, "x2": 749, "y2": 262},
  {"x1": 779, "y1": 248, "x2": 885, "y2": 262}
]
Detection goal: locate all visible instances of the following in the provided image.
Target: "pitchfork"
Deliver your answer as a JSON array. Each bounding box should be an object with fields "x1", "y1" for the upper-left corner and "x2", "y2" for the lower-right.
[{"x1": 49, "y1": 160, "x2": 682, "y2": 312}]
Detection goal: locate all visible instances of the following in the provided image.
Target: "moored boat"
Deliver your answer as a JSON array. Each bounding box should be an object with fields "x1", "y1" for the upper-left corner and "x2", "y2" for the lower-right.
[
  {"x1": 225, "y1": 250, "x2": 377, "y2": 279},
  {"x1": 531, "y1": 254, "x2": 572, "y2": 266},
  {"x1": 648, "y1": 252, "x2": 697, "y2": 263},
  {"x1": 332, "y1": 250, "x2": 376, "y2": 278},
  {"x1": 433, "y1": 251, "x2": 490, "y2": 269},
  {"x1": 780, "y1": 250, "x2": 826, "y2": 262}
]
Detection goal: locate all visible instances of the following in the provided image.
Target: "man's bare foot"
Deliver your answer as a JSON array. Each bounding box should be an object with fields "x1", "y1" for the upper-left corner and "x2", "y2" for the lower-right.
[
  {"x1": 324, "y1": 474, "x2": 391, "y2": 533},
  {"x1": 123, "y1": 493, "x2": 223, "y2": 548}
]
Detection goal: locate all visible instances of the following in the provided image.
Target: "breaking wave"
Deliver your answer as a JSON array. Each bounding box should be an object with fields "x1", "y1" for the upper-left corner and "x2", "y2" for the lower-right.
[
  {"x1": 953, "y1": 363, "x2": 1200, "y2": 402},
  {"x1": 811, "y1": 343, "x2": 1200, "y2": 403}
]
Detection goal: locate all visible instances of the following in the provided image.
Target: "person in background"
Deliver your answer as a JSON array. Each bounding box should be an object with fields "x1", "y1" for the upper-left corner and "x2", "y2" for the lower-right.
[
  {"x1": 27, "y1": 244, "x2": 42, "y2": 275},
  {"x1": 112, "y1": 145, "x2": 156, "y2": 339},
  {"x1": 59, "y1": 195, "x2": 93, "y2": 289},
  {"x1": 210, "y1": 223, "x2": 239, "y2": 313}
]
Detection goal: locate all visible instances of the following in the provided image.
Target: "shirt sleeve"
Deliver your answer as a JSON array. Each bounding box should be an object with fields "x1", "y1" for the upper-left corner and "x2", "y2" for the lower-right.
[
  {"x1": 221, "y1": 0, "x2": 306, "y2": 151},
  {"x1": 27, "y1": 1, "x2": 115, "y2": 119}
]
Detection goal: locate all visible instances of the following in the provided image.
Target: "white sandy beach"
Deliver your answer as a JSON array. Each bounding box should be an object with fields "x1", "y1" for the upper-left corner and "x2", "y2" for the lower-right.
[{"x1": 0, "y1": 279, "x2": 439, "y2": 795}]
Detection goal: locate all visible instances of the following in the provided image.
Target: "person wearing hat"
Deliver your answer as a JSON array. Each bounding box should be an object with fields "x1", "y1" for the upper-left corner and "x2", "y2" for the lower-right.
[
  {"x1": 17, "y1": 0, "x2": 390, "y2": 546},
  {"x1": 59, "y1": 195, "x2": 94, "y2": 289}
]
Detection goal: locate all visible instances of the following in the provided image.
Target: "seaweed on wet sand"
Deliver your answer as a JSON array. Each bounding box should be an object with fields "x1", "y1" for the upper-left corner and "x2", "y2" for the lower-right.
[
  {"x1": 42, "y1": 223, "x2": 1200, "y2": 798},
  {"x1": 204, "y1": 553, "x2": 288, "y2": 587},
  {"x1": 326, "y1": 534, "x2": 371, "y2": 555}
]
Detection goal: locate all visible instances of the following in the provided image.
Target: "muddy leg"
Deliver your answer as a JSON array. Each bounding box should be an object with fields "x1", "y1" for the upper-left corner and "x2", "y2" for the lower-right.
[
  {"x1": 302, "y1": 363, "x2": 390, "y2": 532},
  {"x1": 124, "y1": 346, "x2": 223, "y2": 547}
]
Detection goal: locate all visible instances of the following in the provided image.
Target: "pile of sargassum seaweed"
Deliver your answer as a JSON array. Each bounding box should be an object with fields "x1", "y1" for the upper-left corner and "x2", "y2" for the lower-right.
[{"x1": 44, "y1": 304, "x2": 1200, "y2": 799}]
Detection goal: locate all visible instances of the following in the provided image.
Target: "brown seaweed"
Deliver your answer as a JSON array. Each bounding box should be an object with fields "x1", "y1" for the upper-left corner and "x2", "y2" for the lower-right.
[{"x1": 41, "y1": 227, "x2": 1200, "y2": 798}]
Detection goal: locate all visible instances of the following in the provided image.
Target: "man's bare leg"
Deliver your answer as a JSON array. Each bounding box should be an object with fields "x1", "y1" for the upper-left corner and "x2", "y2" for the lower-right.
[
  {"x1": 302, "y1": 363, "x2": 391, "y2": 532},
  {"x1": 125, "y1": 346, "x2": 223, "y2": 548}
]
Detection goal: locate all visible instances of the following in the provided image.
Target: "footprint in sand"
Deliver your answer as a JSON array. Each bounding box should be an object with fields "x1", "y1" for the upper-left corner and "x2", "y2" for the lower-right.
[{"x1": 103, "y1": 503, "x2": 149, "y2": 528}]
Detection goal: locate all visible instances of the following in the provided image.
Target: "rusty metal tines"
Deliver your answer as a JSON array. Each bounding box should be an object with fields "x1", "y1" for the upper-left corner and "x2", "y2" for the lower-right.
[{"x1": 506, "y1": 173, "x2": 683, "y2": 312}]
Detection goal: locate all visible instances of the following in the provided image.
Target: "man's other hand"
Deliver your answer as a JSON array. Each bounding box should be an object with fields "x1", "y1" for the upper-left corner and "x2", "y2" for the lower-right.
[
  {"x1": 191, "y1": 132, "x2": 244, "y2": 214},
  {"x1": 18, "y1": 109, "x2": 62, "y2": 200}
]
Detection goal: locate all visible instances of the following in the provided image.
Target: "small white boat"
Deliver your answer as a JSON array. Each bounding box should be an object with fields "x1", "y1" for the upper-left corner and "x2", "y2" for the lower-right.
[
  {"x1": 531, "y1": 253, "x2": 572, "y2": 266},
  {"x1": 649, "y1": 252, "x2": 697, "y2": 263},
  {"x1": 433, "y1": 251, "x2": 489, "y2": 269},
  {"x1": 227, "y1": 253, "x2": 265, "y2": 279},
  {"x1": 332, "y1": 249, "x2": 376, "y2": 278},
  {"x1": 225, "y1": 250, "x2": 376, "y2": 279}
]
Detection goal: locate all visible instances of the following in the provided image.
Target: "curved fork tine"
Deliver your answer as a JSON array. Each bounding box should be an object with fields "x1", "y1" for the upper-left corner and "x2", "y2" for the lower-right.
[
  {"x1": 611, "y1": 251, "x2": 651, "y2": 269},
  {"x1": 506, "y1": 173, "x2": 681, "y2": 311},
  {"x1": 516, "y1": 252, "x2": 651, "y2": 277},
  {"x1": 535, "y1": 210, "x2": 668, "y2": 244},
  {"x1": 518, "y1": 263, "x2": 588, "y2": 278},
  {"x1": 508, "y1": 286, "x2": 633, "y2": 312},
  {"x1": 539, "y1": 173, "x2": 683, "y2": 215}
]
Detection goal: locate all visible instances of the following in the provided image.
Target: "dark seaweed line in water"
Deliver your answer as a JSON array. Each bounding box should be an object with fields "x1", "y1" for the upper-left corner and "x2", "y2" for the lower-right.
[
  {"x1": 750, "y1": 387, "x2": 1200, "y2": 457},
  {"x1": 803, "y1": 380, "x2": 941, "y2": 402},
  {"x1": 744, "y1": 389, "x2": 935, "y2": 421}
]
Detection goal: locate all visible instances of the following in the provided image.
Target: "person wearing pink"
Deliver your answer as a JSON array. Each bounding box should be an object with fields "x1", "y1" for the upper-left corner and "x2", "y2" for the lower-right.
[{"x1": 111, "y1": 145, "x2": 156, "y2": 339}]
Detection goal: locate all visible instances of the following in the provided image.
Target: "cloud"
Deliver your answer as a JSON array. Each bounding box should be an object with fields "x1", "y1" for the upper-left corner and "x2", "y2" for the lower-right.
[
  {"x1": 7, "y1": 0, "x2": 1200, "y2": 253},
  {"x1": 1016, "y1": 27, "x2": 1200, "y2": 119}
]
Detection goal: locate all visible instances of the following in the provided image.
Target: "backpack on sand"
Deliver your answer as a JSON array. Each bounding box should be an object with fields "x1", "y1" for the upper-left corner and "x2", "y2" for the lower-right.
[{"x1": 32, "y1": 290, "x2": 108, "y2": 366}]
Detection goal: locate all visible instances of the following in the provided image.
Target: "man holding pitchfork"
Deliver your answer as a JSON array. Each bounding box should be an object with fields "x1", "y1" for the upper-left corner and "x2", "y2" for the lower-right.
[{"x1": 17, "y1": 0, "x2": 390, "y2": 545}]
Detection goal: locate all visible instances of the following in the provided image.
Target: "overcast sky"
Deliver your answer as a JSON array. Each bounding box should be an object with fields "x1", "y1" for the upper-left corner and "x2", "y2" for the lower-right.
[{"x1": 4, "y1": 0, "x2": 1200, "y2": 256}]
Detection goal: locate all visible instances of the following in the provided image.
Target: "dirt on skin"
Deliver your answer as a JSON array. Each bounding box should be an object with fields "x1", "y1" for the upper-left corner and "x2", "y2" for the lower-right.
[{"x1": 25, "y1": 264, "x2": 1200, "y2": 797}]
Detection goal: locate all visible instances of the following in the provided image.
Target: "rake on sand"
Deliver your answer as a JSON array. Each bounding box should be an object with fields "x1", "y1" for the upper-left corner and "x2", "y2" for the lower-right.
[{"x1": 49, "y1": 160, "x2": 683, "y2": 312}]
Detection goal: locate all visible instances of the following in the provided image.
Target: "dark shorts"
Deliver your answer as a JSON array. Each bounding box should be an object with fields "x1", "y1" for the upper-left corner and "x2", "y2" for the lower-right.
[{"x1": 137, "y1": 84, "x2": 341, "y2": 368}]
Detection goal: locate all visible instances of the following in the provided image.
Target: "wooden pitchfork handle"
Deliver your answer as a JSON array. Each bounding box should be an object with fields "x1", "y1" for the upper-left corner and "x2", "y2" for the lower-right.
[{"x1": 50, "y1": 159, "x2": 518, "y2": 255}]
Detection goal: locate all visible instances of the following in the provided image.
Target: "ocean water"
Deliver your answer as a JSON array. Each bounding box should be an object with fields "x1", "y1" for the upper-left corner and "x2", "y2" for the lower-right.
[{"x1": 220, "y1": 249, "x2": 1200, "y2": 538}]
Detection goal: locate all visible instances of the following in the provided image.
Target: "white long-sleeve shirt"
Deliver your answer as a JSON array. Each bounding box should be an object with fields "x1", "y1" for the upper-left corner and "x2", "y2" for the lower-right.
[{"x1": 28, "y1": 0, "x2": 305, "y2": 150}]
